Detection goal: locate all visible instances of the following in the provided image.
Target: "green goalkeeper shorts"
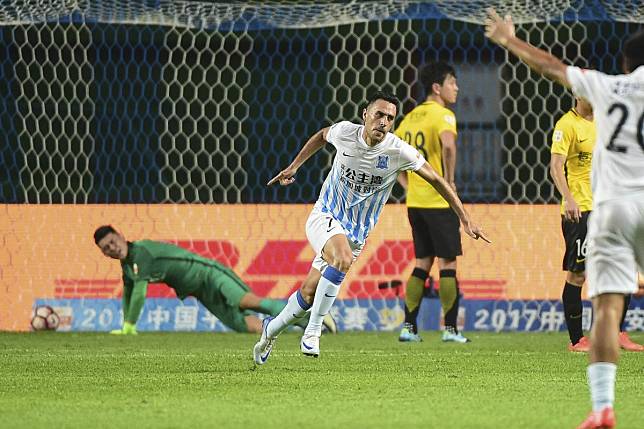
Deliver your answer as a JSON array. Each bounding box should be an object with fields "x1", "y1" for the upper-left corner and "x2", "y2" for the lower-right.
[{"x1": 193, "y1": 268, "x2": 254, "y2": 333}]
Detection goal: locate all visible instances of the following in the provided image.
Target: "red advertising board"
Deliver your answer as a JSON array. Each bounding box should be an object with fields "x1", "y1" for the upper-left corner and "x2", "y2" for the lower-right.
[{"x1": 1, "y1": 204, "x2": 567, "y2": 330}]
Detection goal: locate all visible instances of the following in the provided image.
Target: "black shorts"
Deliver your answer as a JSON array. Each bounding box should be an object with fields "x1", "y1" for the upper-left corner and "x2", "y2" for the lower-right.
[
  {"x1": 407, "y1": 207, "x2": 462, "y2": 259},
  {"x1": 561, "y1": 211, "x2": 590, "y2": 272}
]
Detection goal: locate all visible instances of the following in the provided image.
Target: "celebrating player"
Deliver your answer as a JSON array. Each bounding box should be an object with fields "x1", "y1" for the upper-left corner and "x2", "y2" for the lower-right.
[
  {"x1": 395, "y1": 61, "x2": 469, "y2": 343},
  {"x1": 486, "y1": 9, "x2": 644, "y2": 428},
  {"x1": 253, "y1": 91, "x2": 490, "y2": 365},
  {"x1": 94, "y1": 225, "x2": 336, "y2": 335},
  {"x1": 550, "y1": 97, "x2": 643, "y2": 353}
]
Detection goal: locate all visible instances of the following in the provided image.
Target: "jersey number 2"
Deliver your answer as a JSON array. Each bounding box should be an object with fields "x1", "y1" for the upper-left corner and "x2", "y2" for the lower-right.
[{"x1": 606, "y1": 103, "x2": 644, "y2": 153}]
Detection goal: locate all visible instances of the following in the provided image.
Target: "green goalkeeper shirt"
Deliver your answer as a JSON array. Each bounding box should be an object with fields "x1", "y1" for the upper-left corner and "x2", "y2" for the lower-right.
[{"x1": 120, "y1": 240, "x2": 230, "y2": 324}]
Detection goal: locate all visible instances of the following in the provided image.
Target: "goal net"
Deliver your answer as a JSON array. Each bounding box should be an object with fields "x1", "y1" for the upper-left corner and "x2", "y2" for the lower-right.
[{"x1": 1, "y1": 0, "x2": 643, "y2": 332}]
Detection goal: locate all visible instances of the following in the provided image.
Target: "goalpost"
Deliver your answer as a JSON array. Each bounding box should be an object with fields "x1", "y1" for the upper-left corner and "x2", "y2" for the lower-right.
[{"x1": 1, "y1": 1, "x2": 643, "y2": 332}]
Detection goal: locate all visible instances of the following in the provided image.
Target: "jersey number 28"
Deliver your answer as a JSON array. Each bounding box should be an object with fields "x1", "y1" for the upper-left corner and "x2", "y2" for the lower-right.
[{"x1": 404, "y1": 131, "x2": 428, "y2": 159}]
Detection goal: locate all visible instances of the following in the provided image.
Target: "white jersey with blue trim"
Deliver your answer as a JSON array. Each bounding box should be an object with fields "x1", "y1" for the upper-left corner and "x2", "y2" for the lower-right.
[
  {"x1": 566, "y1": 66, "x2": 644, "y2": 205},
  {"x1": 315, "y1": 120, "x2": 425, "y2": 244}
]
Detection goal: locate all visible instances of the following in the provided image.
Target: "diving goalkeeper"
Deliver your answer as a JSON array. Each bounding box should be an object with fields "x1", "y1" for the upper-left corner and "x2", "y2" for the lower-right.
[{"x1": 94, "y1": 225, "x2": 336, "y2": 335}]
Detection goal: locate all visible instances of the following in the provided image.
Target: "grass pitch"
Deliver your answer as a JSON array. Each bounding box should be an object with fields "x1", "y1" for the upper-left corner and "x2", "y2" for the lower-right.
[{"x1": 1, "y1": 331, "x2": 642, "y2": 428}]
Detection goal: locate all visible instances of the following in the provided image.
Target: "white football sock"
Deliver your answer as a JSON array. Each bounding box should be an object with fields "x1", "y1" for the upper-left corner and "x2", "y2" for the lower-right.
[
  {"x1": 304, "y1": 268, "x2": 344, "y2": 337},
  {"x1": 266, "y1": 290, "x2": 310, "y2": 338},
  {"x1": 587, "y1": 362, "x2": 617, "y2": 412}
]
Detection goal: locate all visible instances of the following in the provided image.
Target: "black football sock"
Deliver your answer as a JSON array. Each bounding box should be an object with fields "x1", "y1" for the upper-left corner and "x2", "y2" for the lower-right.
[
  {"x1": 562, "y1": 282, "x2": 583, "y2": 344},
  {"x1": 440, "y1": 269, "x2": 459, "y2": 332}
]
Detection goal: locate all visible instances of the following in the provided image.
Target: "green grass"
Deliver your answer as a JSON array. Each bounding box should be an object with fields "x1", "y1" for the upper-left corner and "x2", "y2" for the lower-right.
[{"x1": 1, "y1": 332, "x2": 642, "y2": 429}]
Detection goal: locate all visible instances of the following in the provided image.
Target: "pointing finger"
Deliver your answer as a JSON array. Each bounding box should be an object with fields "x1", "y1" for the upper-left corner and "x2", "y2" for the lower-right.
[
  {"x1": 477, "y1": 230, "x2": 492, "y2": 244},
  {"x1": 267, "y1": 174, "x2": 282, "y2": 186}
]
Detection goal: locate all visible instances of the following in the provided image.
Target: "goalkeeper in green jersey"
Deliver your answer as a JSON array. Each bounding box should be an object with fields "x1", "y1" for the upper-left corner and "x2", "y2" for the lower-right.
[{"x1": 94, "y1": 225, "x2": 336, "y2": 335}]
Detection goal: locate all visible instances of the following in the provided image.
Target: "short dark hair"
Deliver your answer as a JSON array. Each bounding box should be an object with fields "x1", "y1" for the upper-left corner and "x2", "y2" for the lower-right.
[
  {"x1": 419, "y1": 61, "x2": 456, "y2": 95},
  {"x1": 94, "y1": 225, "x2": 117, "y2": 244},
  {"x1": 365, "y1": 91, "x2": 400, "y2": 115},
  {"x1": 623, "y1": 29, "x2": 644, "y2": 72}
]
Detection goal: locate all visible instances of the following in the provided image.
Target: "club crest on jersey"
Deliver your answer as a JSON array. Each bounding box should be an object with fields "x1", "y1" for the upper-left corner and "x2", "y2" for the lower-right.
[{"x1": 376, "y1": 155, "x2": 389, "y2": 170}]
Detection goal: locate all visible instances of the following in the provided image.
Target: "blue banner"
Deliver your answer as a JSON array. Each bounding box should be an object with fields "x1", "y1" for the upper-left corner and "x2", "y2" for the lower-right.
[{"x1": 35, "y1": 297, "x2": 644, "y2": 333}]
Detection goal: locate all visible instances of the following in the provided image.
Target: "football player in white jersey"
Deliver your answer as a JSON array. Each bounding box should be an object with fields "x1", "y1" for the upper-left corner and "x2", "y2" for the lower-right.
[
  {"x1": 253, "y1": 91, "x2": 489, "y2": 364},
  {"x1": 485, "y1": 9, "x2": 644, "y2": 429}
]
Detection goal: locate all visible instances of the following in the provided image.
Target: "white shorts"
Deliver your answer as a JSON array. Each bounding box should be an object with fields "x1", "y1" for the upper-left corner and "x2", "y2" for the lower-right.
[
  {"x1": 586, "y1": 197, "x2": 644, "y2": 298},
  {"x1": 305, "y1": 207, "x2": 364, "y2": 272}
]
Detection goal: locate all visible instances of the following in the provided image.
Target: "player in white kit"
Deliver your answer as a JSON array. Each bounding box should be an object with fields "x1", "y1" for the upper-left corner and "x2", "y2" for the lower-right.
[
  {"x1": 485, "y1": 9, "x2": 644, "y2": 429},
  {"x1": 253, "y1": 91, "x2": 489, "y2": 364}
]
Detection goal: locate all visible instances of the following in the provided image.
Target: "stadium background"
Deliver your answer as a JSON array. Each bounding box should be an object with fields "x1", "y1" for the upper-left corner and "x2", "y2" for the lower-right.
[{"x1": 1, "y1": 1, "x2": 642, "y2": 332}]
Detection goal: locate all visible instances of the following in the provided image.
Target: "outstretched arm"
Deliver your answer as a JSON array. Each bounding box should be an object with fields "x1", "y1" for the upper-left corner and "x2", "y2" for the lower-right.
[
  {"x1": 122, "y1": 277, "x2": 133, "y2": 322},
  {"x1": 124, "y1": 280, "x2": 148, "y2": 325},
  {"x1": 267, "y1": 127, "x2": 330, "y2": 186},
  {"x1": 415, "y1": 162, "x2": 491, "y2": 243},
  {"x1": 484, "y1": 8, "x2": 570, "y2": 88},
  {"x1": 111, "y1": 278, "x2": 147, "y2": 335}
]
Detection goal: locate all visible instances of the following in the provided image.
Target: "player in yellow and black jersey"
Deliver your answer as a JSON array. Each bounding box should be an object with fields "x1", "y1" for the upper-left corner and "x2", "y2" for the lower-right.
[
  {"x1": 550, "y1": 97, "x2": 594, "y2": 351},
  {"x1": 394, "y1": 61, "x2": 468, "y2": 343},
  {"x1": 550, "y1": 98, "x2": 643, "y2": 352}
]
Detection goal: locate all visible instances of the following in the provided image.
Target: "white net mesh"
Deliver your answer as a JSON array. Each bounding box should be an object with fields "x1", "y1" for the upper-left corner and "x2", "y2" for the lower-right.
[
  {"x1": 2, "y1": 1, "x2": 642, "y2": 28},
  {"x1": 1, "y1": 1, "x2": 643, "y2": 331}
]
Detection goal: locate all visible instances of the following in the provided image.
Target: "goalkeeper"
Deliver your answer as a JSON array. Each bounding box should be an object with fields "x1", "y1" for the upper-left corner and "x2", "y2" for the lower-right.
[{"x1": 94, "y1": 225, "x2": 336, "y2": 335}]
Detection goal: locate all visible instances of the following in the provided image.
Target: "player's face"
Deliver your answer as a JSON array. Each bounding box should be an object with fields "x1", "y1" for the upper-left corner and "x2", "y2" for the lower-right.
[
  {"x1": 576, "y1": 97, "x2": 593, "y2": 114},
  {"x1": 362, "y1": 100, "x2": 397, "y2": 143},
  {"x1": 97, "y1": 232, "x2": 128, "y2": 260},
  {"x1": 438, "y1": 74, "x2": 458, "y2": 104}
]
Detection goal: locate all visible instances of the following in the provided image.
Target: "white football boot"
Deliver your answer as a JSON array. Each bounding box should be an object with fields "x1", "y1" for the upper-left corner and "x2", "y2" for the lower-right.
[
  {"x1": 300, "y1": 334, "x2": 320, "y2": 357},
  {"x1": 441, "y1": 326, "x2": 471, "y2": 343},
  {"x1": 253, "y1": 317, "x2": 276, "y2": 365}
]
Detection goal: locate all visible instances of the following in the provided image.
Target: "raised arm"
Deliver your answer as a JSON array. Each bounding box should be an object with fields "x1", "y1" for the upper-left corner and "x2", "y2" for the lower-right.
[
  {"x1": 415, "y1": 162, "x2": 490, "y2": 243},
  {"x1": 267, "y1": 127, "x2": 330, "y2": 186},
  {"x1": 484, "y1": 8, "x2": 570, "y2": 88}
]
